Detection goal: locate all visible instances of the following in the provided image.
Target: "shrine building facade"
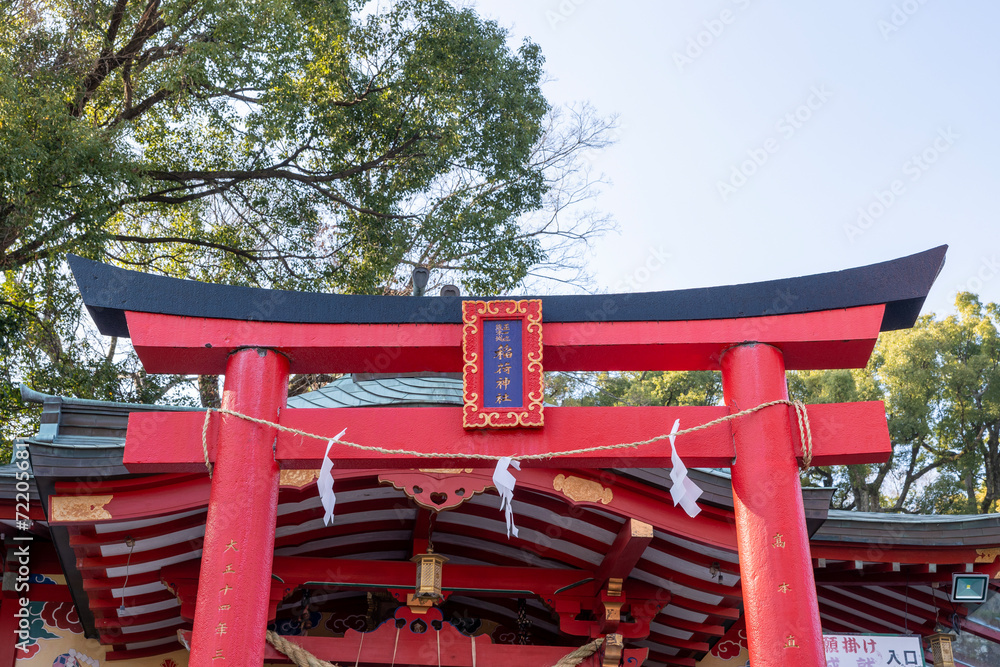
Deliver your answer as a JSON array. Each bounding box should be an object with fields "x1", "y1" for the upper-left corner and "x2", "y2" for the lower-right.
[{"x1": 2, "y1": 246, "x2": 999, "y2": 667}]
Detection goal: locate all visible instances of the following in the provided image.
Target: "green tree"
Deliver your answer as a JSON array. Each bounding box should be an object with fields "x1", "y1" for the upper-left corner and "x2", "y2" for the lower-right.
[
  {"x1": 548, "y1": 293, "x2": 1000, "y2": 515},
  {"x1": 793, "y1": 294, "x2": 1000, "y2": 514},
  {"x1": 546, "y1": 371, "x2": 722, "y2": 408},
  {"x1": 1, "y1": 0, "x2": 616, "y2": 453}
]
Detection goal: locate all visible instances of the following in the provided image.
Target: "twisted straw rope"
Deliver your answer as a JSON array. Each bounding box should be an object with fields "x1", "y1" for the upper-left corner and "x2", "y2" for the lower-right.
[
  {"x1": 201, "y1": 399, "x2": 814, "y2": 478},
  {"x1": 267, "y1": 630, "x2": 339, "y2": 667},
  {"x1": 552, "y1": 637, "x2": 603, "y2": 667},
  {"x1": 265, "y1": 629, "x2": 601, "y2": 667}
]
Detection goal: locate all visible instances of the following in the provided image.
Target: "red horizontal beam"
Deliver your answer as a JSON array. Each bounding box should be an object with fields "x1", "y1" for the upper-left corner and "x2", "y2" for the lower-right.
[
  {"x1": 124, "y1": 402, "x2": 891, "y2": 472},
  {"x1": 125, "y1": 305, "x2": 885, "y2": 374}
]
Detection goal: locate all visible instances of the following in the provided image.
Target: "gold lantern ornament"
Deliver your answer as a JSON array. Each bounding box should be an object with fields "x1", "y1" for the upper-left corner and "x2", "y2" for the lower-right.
[{"x1": 409, "y1": 549, "x2": 448, "y2": 612}]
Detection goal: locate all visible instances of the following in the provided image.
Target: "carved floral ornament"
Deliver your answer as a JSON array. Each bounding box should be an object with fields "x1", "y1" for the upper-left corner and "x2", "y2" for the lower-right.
[
  {"x1": 552, "y1": 474, "x2": 613, "y2": 505},
  {"x1": 50, "y1": 494, "x2": 113, "y2": 522},
  {"x1": 975, "y1": 547, "x2": 1000, "y2": 563},
  {"x1": 380, "y1": 469, "x2": 492, "y2": 512}
]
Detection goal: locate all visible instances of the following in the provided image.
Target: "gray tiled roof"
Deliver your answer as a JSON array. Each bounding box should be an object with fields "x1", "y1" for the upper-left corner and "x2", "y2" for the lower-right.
[{"x1": 287, "y1": 374, "x2": 464, "y2": 408}]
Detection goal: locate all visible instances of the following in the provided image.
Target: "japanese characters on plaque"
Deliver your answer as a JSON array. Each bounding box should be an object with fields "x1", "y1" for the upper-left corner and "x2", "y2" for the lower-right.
[
  {"x1": 822, "y1": 634, "x2": 926, "y2": 667},
  {"x1": 462, "y1": 300, "x2": 543, "y2": 429}
]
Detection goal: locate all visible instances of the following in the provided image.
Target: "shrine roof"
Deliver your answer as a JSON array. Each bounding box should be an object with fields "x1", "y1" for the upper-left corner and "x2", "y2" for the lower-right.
[
  {"x1": 17, "y1": 379, "x2": 1000, "y2": 663},
  {"x1": 68, "y1": 245, "x2": 946, "y2": 338},
  {"x1": 815, "y1": 510, "x2": 1000, "y2": 548}
]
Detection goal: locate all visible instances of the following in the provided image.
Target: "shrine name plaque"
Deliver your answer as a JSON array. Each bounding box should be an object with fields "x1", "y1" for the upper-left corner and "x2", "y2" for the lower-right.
[{"x1": 462, "y1": 299, "x2": 543, "y2": 428}]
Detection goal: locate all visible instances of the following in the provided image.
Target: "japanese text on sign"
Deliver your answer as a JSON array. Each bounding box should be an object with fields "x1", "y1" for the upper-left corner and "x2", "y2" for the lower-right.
[{"x1": 823, "y1": 634, "x2": 925, "y2": 667}]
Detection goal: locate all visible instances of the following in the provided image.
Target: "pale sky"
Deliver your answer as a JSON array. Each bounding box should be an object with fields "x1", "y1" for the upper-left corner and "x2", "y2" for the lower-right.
[{"x1": 471, "y1": 0, "x2": 1000, "y2": 317}]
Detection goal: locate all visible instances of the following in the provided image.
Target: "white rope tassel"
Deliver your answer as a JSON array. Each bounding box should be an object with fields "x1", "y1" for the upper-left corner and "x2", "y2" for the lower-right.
[
  {"x1": 354, "y1": 629, "x2": 365, "y2": 667},
  {"x1": 318, "y1": 428, "x2": 347, "y2": 526},
  {"x1": 391, "y1": 625, "x2": 400, "y2": 667},
  {"x1": 471, "y1": 634, "x2": 477, "y2": 667},
  {"x1": 667, "y1": 419, "x2": 704, "y2": 518},
  {"x1": 492, "y1": 456, "x2": 521, "y2": 538}
]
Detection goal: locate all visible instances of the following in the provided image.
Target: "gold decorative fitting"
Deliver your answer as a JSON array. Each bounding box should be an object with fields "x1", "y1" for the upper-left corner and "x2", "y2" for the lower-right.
[
  {"x1": 601, "y1": 633, "x2": 624, "y2": 667},
  {"x1": 279, "y1": 469, "x2": 320, "y2": 489},
  {"x1": 552, "y1": 474, "x2": 613, "y2": 505},
  {"x1": 405, "y1": 593, "x2": 434, "y2": 614},
  {"x1": 975, "y1": 547, "x2": 1000, "y2": 563},
  {"x1": 607, "y1": 578, "x2": 623, "y2": 597},
  {"x1": 51, "y1": 495, "x2": 113, "y2": 522}
]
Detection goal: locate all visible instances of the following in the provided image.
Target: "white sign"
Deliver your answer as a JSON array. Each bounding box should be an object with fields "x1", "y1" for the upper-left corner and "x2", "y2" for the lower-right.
[{"x1": 823, "y1": 634, "x2": 926, "y2": 667}]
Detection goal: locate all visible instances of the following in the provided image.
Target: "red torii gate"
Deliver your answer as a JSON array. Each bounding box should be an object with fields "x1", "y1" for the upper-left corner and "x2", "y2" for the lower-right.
[{"x1": 69, "y1": 246, "x2": 946, "y2": 667}]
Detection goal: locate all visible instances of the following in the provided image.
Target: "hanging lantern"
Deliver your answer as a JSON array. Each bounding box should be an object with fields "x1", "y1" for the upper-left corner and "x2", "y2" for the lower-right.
[{"x1": 411, "y1": 549, "x2": 448, "y2": 600}]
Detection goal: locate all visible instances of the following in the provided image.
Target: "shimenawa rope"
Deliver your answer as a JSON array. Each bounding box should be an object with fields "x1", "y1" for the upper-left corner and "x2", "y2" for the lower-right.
[
  {"x1": 552, "y1": 637, "x2": 603, "y2": 667},
  {"x1": 266, "y1": 630, "x2": 339, "y2": 667},
  {"x1": 200, "y1": 398, "x2": 814, "y2": 478}
]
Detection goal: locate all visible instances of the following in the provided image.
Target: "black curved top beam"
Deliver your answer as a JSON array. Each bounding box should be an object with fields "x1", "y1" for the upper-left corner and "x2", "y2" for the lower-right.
[{"x1": 68, "y1": 246, "x2": 946, "y2": 339}]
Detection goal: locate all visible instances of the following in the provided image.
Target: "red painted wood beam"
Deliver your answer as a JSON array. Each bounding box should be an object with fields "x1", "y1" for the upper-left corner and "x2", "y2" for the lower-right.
[
  {"x1": 275, "y1": 556, "x2": 600, "y2": 599},
  {"x1": 104, "y1": 642, "x2": 185, "y2": 662},
  {"x1": 818, "y1": 588, "x2": 924, "y2": 631},
  {"x1": 662, "y1": 616, "x2": 726, "y2": 637},
  {"x1": 99, "y1": 622, "x2": 187, "y2": 645},
  {"x1": 820, "y1": 585, "x2": 940, "y2": 626},
  {"x1": 667, "y1": 595, "x2": 741, "y2": 621},
  {"x1": 123, "y1": 401, "x2": 891, "y2": 472},
  {"x1": 817, "y1": 601, "x2": 920, "y2": 636},
  {"x1": 595, "y1": 519, "x2": 654, "y2": 587},
  {"x1": 0, "y1": 503, "x2": 46, "y2": 521},
  {"x1": 637, "y1": 559, "x2": 742, "y2": 604},
  {"x1": 819, "y1": 617, "x2": 860, "y2": 635},
  {"x1": 646, "y1": 650, "x2": 697, "y2": 667},
  {"x1": 49, "y1": 477, "x2": 211, "y2": 526},
  {"x1": 53, "y1": 473, "x2": 201, "y2": 495},
  {"x1": 83, "y1": 569, "x2": 161, "y2": 592},
  {"x1": 124, "y1": 305, "x2": 885, "y2": 374},
  {"x1": 644, "y1": 631, "x2": 710, "y2": 653}
]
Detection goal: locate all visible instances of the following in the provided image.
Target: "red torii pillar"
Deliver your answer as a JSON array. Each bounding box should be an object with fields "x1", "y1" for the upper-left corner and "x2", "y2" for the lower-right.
[{"x1": 188, "y1": 348, "x2": 288, "y2": 666}]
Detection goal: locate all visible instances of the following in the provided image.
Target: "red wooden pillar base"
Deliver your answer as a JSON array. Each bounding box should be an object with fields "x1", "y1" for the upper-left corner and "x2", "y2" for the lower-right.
[
  {"x1": 722, "y1": 343, "x2": 824, "y2": 667},
  {"x1": 189, "y1": 348, "x2": 289, "y2": 666}
]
